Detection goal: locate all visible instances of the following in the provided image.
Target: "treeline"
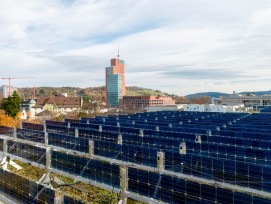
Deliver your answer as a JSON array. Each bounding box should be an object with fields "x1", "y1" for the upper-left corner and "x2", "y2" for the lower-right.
[{"x1": 17, "y1": 86, "x2": 172, "y2": 99}]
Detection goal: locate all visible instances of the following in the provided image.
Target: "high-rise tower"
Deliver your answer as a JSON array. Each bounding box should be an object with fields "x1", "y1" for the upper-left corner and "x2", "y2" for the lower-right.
[{"x1": 105, "y1": 54, "x2": 126, "y2": 107}]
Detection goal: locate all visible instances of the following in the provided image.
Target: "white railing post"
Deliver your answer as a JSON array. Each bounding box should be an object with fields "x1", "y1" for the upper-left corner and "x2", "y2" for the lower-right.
[
  {"x1": 120, "y1": 166, "x2": 128, "y2": 204},
  {"x1": 157, "y1": 151, "x2": 165, "y2": 171},
  {"x1": 54, "y1": 196, "x2": 63, "y2": 204},
  {"x1": 43, "y1": 121, "x2": 47, "y2": 132},
  {"x1": 46, "y1": 147, "x2": 52, "y2": 172},
  {"x1": 99, "y1": 125, "x2": 102, "y2": 132},
  {"x1": 195, "y1": 134, "x2": 202, "y2": 144},
  {"x1": 89, "y1": 140, "x2": 94, "y2": 157},
  {"x1": 139, "y1": 129, "x2": 144, "y2": 137},
  {"x1": 75, "y1": 128, "x2": 79, "y2": 138},
  {"x1": 13, "y1": 128, "x2": 17, "y2": 139},
  {"x1": 179, "y1": 142, "x2": 186, "y2": 155},
  {"x1": 118, "y1": 134, "x2": 123, "y2": 145},
  {"x1": 45, "y1": 132, "x2": 49, "y2": 146}
]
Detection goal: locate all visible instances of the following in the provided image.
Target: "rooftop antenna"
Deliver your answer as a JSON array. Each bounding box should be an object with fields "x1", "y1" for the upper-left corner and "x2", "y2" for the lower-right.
[{"x1": 117, "y1": 46, "x2": 120, "y2": 58}]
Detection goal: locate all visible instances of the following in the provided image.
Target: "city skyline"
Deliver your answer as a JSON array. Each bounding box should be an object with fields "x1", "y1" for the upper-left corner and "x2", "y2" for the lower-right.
[{"x1": 0, "y1": 0, "x2": 271, "y2": 95}]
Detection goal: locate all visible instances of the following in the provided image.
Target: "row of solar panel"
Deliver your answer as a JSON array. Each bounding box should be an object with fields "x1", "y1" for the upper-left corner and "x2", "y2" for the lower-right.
[
  {"x1": 94, "y1": 117, "x2": 271, "y2": 134},
  {"x1": 52, "y1": 151, "x2": 120, "y2": 188},
  {"x1": 84, "y1": 112, "x2": 246, "y2": 122},
  {"x1": 164, "y1": 151, "x2": 271, "y2": 192},
  {"x1": 48, "y1": 133, "x2": 157, "y2": 167},
  {"x1": 17, "y1": 129, "x2": 45, "y2": 143},
  {"x1": 7, "y1": 141, "x2": 47, "y2": 165},
  {"x1": 83, "y1": 112, "x2": 271, "y2": 127},
  {"x1": 128, "y1": 168, "x2": 271, "y2": 204},
  {"x1": 0, "y1": 169, "x2": 55, "y2": 204},
  {"x1": 20, "y1": 122, "x2": 43, "y2": 131},
  {"x1": 85, "y1": 115, "x2": 242, "y2": 126}
]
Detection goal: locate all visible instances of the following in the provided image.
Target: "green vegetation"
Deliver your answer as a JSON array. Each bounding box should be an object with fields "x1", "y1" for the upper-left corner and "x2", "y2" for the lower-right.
[
  {"x1": 0, "y1": 91, "x2": 21, "y2": 118},
  {"x1": 126, "y1": 87, "x2": 167, "y2": 97}
]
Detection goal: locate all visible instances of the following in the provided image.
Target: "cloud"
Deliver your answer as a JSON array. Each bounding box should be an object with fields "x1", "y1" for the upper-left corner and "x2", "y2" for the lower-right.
[
  {"x1": 0, "y1": 0, "x2": 271, "y2": 95},
  {"x1": 161, "y1": 68, "x2": 247, "y2": 80}
]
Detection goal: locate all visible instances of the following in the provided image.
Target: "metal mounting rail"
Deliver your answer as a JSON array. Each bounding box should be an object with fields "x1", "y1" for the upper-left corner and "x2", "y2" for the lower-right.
[{"x1": 1, "y1": 134, "x2": 271, "y2": 200}]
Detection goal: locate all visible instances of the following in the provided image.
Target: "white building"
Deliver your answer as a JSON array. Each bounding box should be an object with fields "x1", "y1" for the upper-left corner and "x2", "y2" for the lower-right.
[
  {"x1": 183, "y1": 104, "x2": 208, "y2": 112},
  {"x1": 0, "y1": 85, "x2": 17, "y2": 98},
  {"x1": 146, "y1": 105, "x2": 182, "y2": 112},
  {"x1": 183, "y1": 104, "x2": 235, "y2": 113}
]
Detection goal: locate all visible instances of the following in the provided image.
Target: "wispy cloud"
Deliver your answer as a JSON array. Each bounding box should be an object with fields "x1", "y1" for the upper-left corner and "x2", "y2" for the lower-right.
[{"x1": 161, "y1": 68, "x2": 247, "y2": 80}]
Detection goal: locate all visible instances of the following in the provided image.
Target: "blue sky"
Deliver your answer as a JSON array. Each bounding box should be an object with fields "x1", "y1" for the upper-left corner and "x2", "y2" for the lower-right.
[{"x1": 0, "y1": 0, "x2": 271, "y2": 95}]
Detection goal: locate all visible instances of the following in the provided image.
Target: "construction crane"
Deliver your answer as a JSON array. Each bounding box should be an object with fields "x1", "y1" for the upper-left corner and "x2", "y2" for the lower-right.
[{"x1": 1, "y1": 77, "x2": 36, "y2": 97}]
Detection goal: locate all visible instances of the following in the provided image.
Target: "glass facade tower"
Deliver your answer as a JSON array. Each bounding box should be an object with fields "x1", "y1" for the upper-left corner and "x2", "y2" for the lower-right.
[{"x1": 105, "y1": 58, "x2": 125, "y2": 107}]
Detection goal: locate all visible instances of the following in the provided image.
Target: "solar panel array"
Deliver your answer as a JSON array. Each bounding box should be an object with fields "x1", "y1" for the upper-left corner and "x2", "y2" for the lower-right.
[{"x1": 0, "y1": 111, "x2": 271, "y2": 203}]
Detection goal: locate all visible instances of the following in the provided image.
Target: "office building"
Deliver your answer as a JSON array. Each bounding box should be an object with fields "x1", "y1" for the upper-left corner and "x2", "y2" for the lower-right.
[
  {"x1": 221, "y1": 92, "x2": 271, "y2": 106},
  {"x1": 119, "y1": 95, "x2": 175, "y2": 109},
  {"x1": 106, "y1": 57, "x2": 126, "y2": 107}
]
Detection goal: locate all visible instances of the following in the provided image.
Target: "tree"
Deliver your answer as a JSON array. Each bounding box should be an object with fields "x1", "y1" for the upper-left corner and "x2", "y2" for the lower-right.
[
  {"x1": 0, "y1": 91, "x2": 21, "y2": 118},
  {"x1": 39, "y1": 88, "x2": 45, "y2": 96},
  {"x1": 83, "y1": 95, "x2": 91, "y2": 102}
]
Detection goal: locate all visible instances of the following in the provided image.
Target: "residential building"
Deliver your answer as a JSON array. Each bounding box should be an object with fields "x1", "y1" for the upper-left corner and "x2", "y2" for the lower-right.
[
  {"x1": 119, "y1": 96, "x2": 175, "y2": 109},
  {"x1": 106, "y1": 57, "x2": 125, "y2": 107},
  {"x1": 32, "y1": 96, "x2": 83, "y2": 116},
  {"x1": 35, "y1": 110, "x2": 54, "y2": 120}
]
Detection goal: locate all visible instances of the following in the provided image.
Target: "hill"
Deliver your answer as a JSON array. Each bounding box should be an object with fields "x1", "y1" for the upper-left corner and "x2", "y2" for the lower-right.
[
  {"x1": 126, "y1": 86, "x2": 171, "y2": 97},
  {"x1": 17, "y1": 86, "x2": 172, "y2": 101},
  {"x1": 185, "y1": 92, "x2": 229, "y2": 98},
  {"x1": 185, "y1": 90, "x2": 271, "y2": 99}
]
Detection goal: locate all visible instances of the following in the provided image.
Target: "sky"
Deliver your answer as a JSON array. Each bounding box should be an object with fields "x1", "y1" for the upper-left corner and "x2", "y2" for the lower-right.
[{"x1": 0, "y1": 0, "x2": 271, "y2": 96}]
